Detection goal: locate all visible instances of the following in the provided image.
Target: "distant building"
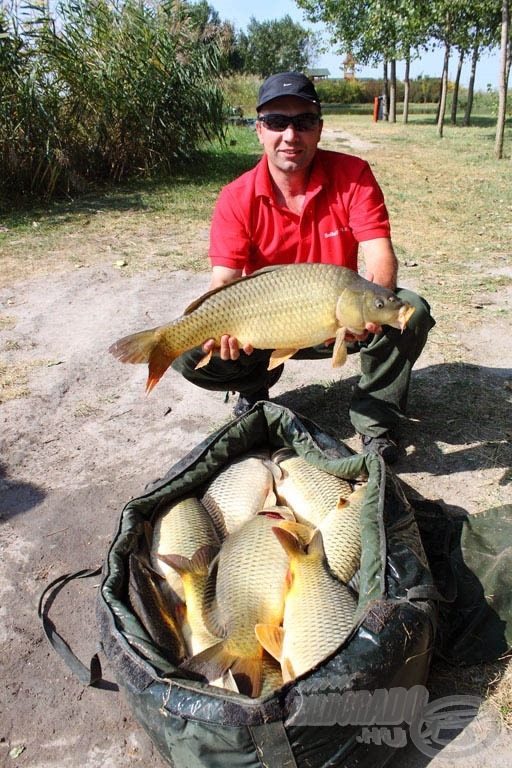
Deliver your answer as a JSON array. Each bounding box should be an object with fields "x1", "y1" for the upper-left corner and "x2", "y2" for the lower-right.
[
  {"x1": 343, "y1": 53, "x2": 356, "y2": 80},
  {"x1": 306, "y1": 68, "x2": 331, "y2": 81}
]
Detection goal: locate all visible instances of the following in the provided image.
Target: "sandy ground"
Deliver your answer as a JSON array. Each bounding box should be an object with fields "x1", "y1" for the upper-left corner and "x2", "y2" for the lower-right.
[{"x1": 1, "y1": 260, "x2": 511, "y2": 767}]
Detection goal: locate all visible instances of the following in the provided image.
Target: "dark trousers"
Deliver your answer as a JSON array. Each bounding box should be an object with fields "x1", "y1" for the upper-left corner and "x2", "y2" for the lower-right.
[{"x1": 172, "y1": 287, "x2": 435, "y2": 438}]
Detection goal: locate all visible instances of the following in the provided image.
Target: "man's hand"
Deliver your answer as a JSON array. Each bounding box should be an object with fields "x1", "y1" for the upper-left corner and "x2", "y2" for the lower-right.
[{"x1": 202, "y1": 335, "x2": 254, "y2": 361}]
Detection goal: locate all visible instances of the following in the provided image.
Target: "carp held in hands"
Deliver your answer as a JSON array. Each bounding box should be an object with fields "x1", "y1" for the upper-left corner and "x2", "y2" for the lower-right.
[{"x1": 109, "y1": 263, "x2": 414, "y2": 393}]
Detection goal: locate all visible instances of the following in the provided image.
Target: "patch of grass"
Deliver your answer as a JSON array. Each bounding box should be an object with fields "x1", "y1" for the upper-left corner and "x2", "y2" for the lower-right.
[{"x1": 0, "y1": 360, "x2": 33, "y2": 402}]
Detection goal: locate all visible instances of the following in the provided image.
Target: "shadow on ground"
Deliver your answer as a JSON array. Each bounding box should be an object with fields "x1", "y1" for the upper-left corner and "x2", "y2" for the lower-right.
[{"x1": 273, "y1": 361, "x2": 511, "y2": 485}]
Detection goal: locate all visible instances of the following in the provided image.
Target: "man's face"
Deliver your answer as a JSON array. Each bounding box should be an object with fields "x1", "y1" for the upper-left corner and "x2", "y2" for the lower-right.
[{"x1": 256, "y1": 96, "x2": 323, "y2": 176}]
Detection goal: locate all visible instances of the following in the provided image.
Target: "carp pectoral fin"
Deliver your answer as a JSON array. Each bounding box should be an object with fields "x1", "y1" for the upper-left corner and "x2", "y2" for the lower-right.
[
  {"x1": 255, "y1": 624, "x2": 284, "y2": 663},
  {"x1": 277, "y1": 520, "x2": 314, "y2": 545},
  {"x1": 268, "y1": 349, "x2": 298, "y2": 369},
  {"x1": 331, "y1": 328, "x2": 347, "y2": 367},
  {"x1": 194, "y1": 350, "x2": 213, "y2": 369}
]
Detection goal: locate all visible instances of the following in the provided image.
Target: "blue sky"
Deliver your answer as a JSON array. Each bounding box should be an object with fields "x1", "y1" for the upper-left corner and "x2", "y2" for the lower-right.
[{"x1": 212, "y1": 0, "x2": 501, "y2": 92}]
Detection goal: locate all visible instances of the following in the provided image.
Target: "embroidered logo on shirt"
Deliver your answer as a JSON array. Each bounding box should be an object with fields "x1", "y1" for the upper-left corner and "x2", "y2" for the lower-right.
[{"x1": 324, "y1": 229, "x2": 341, "y2": 238}]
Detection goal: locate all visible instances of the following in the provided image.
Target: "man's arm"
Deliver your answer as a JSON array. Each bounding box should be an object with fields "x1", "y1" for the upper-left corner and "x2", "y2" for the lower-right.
[
  {"x1": 209, "y1": 265, "x2": 243, "y2": 289},
  {"x1": 360, "y1": 237, "x2": 398, "y2": 291}
]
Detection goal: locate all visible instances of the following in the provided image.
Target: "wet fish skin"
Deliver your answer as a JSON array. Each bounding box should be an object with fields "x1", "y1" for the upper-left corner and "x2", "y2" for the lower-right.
[
  {"x1": 181, "y1": 510, "x2": 294, "y2": 697},
  {"x1": 128, "y1": 552, "x2": 187, "y2": 664},
  {"x1": 158, "y1": 545, "x2": 221, "y2": 657},
  {"x1": 256, "y1": 526, "x2": 357, "y2": 681},
  {"x1": 150, "y1": 495, "x2": 221, "y2": 600},
  {"x1": 200, "y1": 451, "x2": 280, "y2": 535},
  {"x1": 108, "y1": 263, "x2": 414, "y2": 393},
  {"x1": 317, "y1": 483, "x2": 367, "y2": 584},
  {"x1": 272, "y1": 448, "x2": 353, "y2": 527}
]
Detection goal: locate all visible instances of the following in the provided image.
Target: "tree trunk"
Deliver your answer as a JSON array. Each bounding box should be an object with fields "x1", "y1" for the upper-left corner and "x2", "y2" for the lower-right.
[
  {"x1": 437, "y1": 43, "x2": 450, "y2": 138},
  {"x1": 382, "y1": 57, "x2": 389, "y2": 121},
  {"x1": 403, "y1": 55, "x2": 410, "y2": 124},
  {"x1": 451, "y1": 49, "x2": 464, "y2": 124},
  {"x1": 495, "y1": 0, "x2": 509, "y2": 159},
  {"x1": 463, "y1": 43, "x2": 479, "y2": 127},
  {"x1": 389, "y1": 59, "x2": 396, "y2": 123}
]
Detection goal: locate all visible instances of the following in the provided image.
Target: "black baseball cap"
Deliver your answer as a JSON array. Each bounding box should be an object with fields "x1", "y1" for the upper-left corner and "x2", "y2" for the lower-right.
[{"x1": 256, "y1": 71, "x2": 321, "y2": 111}]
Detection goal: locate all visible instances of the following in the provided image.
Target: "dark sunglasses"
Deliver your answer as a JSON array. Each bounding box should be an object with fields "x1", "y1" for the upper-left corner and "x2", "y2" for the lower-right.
[{"x1": 257, "y1": 112, "x2": 322, "y2": 132}]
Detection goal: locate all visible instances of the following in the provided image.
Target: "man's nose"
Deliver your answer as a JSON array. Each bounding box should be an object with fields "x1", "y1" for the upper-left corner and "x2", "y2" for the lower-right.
[{"x1": 282, "y1": 123, "x2": 300, "y2": 139}]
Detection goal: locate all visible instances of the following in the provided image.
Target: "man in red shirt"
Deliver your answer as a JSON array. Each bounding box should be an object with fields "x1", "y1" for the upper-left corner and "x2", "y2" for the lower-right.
[{"x1": 173, "y1": 72, "x2": 435, "y2": 463}]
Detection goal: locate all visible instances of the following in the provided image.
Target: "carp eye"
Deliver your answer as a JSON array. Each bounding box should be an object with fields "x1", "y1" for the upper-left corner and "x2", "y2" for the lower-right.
[{"x1": 375, "y1": 298, "x2": 384, "y2": 308}]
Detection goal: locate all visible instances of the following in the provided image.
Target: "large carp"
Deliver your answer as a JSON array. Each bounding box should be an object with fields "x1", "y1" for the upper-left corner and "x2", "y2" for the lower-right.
[
  {"x1": 181, "y1": 508, "x2": 294, "y2": 697},
  {"x1": 271, "y1": 447, "x2": 353, "y2": 527},
  {"x1": 109, "y1": 263, "x2": 414, "y2": 393},
  {"x1": 150, "y1": 495, "x2": 221, "y2": 600},
  {"x1": 256, "y1": 526, "x2": 357, "y2": 681},
  {"x1": 200, "y1": 450, "x2": 280, "y2": 535}
]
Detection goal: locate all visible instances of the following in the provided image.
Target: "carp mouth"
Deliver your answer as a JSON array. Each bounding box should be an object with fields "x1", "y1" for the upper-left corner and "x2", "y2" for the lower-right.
[{"x1": 398, "y1": 303, "x2": 415, "y2": 331}]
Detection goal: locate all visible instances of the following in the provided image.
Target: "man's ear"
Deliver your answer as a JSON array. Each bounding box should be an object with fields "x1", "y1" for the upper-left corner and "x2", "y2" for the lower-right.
[{"x1": 255, "y1": 120, "x2": 265, "y2": 146}]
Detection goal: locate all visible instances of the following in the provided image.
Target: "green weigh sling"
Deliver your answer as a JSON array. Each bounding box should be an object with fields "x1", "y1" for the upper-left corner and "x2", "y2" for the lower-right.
[{"x1": 97, "y1": 402, "x2": 439, "y2": 768}]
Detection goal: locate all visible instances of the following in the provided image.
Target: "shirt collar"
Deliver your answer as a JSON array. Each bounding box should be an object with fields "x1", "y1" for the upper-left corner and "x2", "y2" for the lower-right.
[{"x1": 254, "y1": 151, "x2": 328, "y2": 202}]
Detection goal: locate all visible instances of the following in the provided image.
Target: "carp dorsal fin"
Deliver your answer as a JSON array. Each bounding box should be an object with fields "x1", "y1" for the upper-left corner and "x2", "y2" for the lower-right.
[{"x1": 182, "y1": 267, "x2": 284, "y2": 315}]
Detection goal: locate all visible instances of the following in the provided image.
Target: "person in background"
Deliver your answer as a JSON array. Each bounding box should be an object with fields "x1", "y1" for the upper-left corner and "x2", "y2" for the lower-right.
[{"x1": 173, "y1": 71, "x2": 435, "y2": 464}]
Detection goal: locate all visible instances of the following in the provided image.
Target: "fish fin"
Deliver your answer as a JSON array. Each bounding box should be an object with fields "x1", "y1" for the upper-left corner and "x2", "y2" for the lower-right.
[
  {"x1": 159, "y1": 545, "x2": 219, "y2": 578},
  {"x1": 271, "y1": 525, "x2": 307, "y2": 557},
  {"x1": 306, "y1": 528, "x2": 327, "y2": 559},
  {"x1": 262, "y1": 457, "x2": 283, "y2": 484},
  {"x1": 283, "y1": 657, "x2": 296, "y2": 683},
  {"x1": 262, "y1": 488, "x2": 278, "y2": 508},
  {"x1": 336, "y1": 494, "x2": 350, "y2": 510},
  {"x1": 181, "y1": 643, "x2": 262, "y2": 697},
  {"x1": 331, "y1": 327, "x2": 347, "y2": 367},
  {"x1": 209, "y1": 670, "x2": 239, "y2": 692},
  {"x1": 268, "y1": 349, "x2": 297, "y2": 369},
  {"x1": 108, "y1": 328, "x2": 176, "y2": 393},
  {"x1": 255, "y1": 624, "x2": 284, "y2": 663},
  {"x1": 231, "y1": 657, "x2": 263, "y2": 698},
  {"x1": 179, "y1": 641, "x2": 232, "y2": 680},
  {"x1": 271, "y1": 448, "x2": 296, "y2": 465},
  {"x1": 277, "y1": 520, "x2": 314, "y2": 545},
  {"x1": 194, "y1": 349, "x2": 213, "y2": 369}
]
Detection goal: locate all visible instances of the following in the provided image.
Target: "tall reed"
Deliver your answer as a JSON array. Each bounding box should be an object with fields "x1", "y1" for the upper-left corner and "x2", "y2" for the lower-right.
[{"x1": 0, "y1": 0, "x2": 227, "y2": 198}]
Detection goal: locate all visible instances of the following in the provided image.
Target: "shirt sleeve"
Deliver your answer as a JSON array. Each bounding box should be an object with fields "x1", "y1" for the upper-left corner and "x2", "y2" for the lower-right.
[
  {"x1": 209, "y1": 185, "x2": 251, "y2": 271},
  {"x1": 346, "y1": 160, "x2": 391, "y2": 242}
]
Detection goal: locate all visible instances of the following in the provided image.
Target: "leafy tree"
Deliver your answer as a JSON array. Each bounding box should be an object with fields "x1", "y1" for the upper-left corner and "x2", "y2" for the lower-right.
[
  {"x1": 296, "y1": 0, "x2": 431, "y2": 122},
  {"x1": 237, "y1": 15, "x2": 320, "y2": 78}
]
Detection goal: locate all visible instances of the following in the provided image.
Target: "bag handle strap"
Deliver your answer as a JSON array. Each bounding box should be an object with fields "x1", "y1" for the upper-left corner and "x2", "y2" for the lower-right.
[
  {"x1": 38, "y1": 567, "x2": 103, "y2": 687},
  {"x1": 248, "y1": 722, "x2": 298, "y2": 768}
]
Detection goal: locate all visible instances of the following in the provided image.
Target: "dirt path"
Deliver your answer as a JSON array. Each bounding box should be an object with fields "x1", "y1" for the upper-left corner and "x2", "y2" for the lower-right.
[{"x1": 1, "y1": 260, "x2": 511, "y2": 767}]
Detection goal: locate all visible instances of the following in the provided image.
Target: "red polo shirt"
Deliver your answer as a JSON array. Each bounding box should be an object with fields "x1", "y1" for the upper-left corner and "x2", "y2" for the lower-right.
[{"x1": 209, "y1": 148, "x2": 391, "y2": 275}]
